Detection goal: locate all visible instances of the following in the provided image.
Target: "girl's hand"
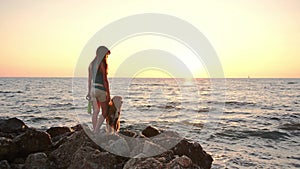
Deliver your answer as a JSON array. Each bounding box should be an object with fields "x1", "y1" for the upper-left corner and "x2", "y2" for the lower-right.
[{"x1": 86, "y1": 93, "x2": 91, "y2": 100}]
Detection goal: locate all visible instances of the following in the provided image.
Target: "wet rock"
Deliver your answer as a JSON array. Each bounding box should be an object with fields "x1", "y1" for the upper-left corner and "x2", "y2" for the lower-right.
[
  {"x1": 0, "y1": 118, "x2": 28, "y2": 133},
  {"x1": 172, "y1": 139, "x2": 213, "y2": 169},
  {"x1": 46, "y1": 126, "x2": 72, "y2": 139},
  {"x1": 166, "y1": 155, "x2": 193, "y2": 169},
  {"x1": 123, "y1": 157, "x2": 163, "y2": 169},
  {"x1": 13, "y1": 129, "x2": 52, "y2": 157},
  {"x1": 142, "y1": 126, "x2": 160, "y2": 138},
  {"x1": 24, "y1": 152, "x2": 49, "y2": 169},
  {"x1": 68, "y1": 146, "x2": 118, "y2": 169},
  {"x1": 0, "y1": 160, "x2": 11, "y2": 169}
]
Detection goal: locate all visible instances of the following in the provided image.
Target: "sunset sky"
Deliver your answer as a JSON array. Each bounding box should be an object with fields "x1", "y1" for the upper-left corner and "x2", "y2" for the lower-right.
[{"x1": 0, "y1": 0, "x2": 299, "y2": 78}]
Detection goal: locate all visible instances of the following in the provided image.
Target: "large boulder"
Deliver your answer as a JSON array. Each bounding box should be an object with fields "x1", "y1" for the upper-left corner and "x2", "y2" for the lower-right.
[
  {"x1": 49, "y1": 130, "x2": 95, "y2": 169},
  {"x1": 12, "y1": 129, "x2": 52, "y2": 157},
  {"x1": 24, "y1": 152, "x2": 49, "y2": 169},
  {"x1": 0, "y1": 118, "x2": 28, "y2": 133},
  {"x1": 172, "y1": 139, "x2": 213, "y2": 169}
]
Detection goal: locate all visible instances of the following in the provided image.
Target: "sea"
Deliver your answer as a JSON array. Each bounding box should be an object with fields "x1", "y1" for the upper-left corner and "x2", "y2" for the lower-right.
[{"x1": 0, "y1": 77, "x2": 299, "y2": 168}]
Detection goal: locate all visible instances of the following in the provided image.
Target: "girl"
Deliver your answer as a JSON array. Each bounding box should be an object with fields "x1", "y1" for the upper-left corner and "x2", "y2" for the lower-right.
[{"x1": 86, "y1": 46, "x2": 111, "y2": 133}]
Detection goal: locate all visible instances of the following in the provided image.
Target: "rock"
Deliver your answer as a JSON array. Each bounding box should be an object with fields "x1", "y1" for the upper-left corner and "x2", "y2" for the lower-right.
[
  {"x1": 71, "y1": 124, "x2": 83, "y2": 131},
  {"x1": 24, "y1": 152, "x2": 49, "y2": 169},
  {"x1": 106, "y1": 137, "x2": 130, "y2": 157},
  {"x1": 0, "y1": 132, "x2": 15, "y2": 139},
  {"x1": 118, "y1": 130, "x2": 140, "y2": 155},
  {"x1": 142, "y1": 140, "x2": 166, "y2": 157},
  {"x1": 46, "y1": 126, "x2": 72, "y2": 139},
  {"x1": 129, "y1": 140, "x2": 145, "y2": 158},
  {"x1": 13, "y1": 129, "x2": 52, "y2": 157},
  {"x1": 52, "y1": 135, "x2": 69, "y2": 149},
  {"x1": 172, "y1": 139, "x2": 213, "y2": 169},
  {"x1": 0, "y1": 160, "x2": 11, "y2": 169},
  {"x1": 119, "y1": 130, "x2": 137, "y2": 137},
  {"x1": 166, "y1": 155, "x2": 193, "y2": 169},
  {"x1": 151, "y1": 132, "x2": 182, "y2": 150},
  {"x1": 154, "y1": 150, "x2": 174, "y2": 164},
  {"x1": 142, "y1": 126, "x2": 160, "y2": 138},
  {"x1": 0, "y1": 137, "x2": 13, "y2": 160},
  {"x1": 68, "y1": 146, "x2": 118, "y2": 169},
  {"x1": 10, "y1": 163, "x2": 25, "y2": 169},
  {"x1": 123, "y1": 157, "x2": 163, "y2": 169},
  {"x1": 13, "y1": 157, "x2": 26, "y2": 164},
  {"x1": 0, "y1": 117, "x2": 214, "y2": 169},
  {"x1": 0, "y1": 118, "x2": 28, "y2": 133},
  {"x1": 10, "y1": 163, "x2": 24, "y2": 169},
  {"x1": 49, "y1": 130, "x2": 93, "y2": 169}
]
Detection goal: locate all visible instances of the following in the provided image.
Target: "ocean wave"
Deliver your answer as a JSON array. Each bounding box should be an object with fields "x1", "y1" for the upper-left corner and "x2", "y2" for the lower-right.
[
  {"x1": 30, "y1": 117, "x2": 50, "y2": 122},
  {"x1": 198, "y1": 107, "x2": 210, "y2": 112},
  {"x1": 50, "y1": 103, "x2": 73, "y2": 107},
  {"x1": 223, "y1": 111, "x2": 251, "y2": 115},
  {"x1": 287, "y1": 81, "x2": 298, "y2": 84},
  {"x1": 181, "y1": 120, "x2": 204, "y2": 128},
  {"x1": 279, "y1": 123, "x2": 300, "y2": 131},
  {"x1": 47, "y1": 96, "x2": 60, "y2": 100},
  {"x1": 0, "y1": 91, "x2": 23, "y2": 94},
  {"x1": 216, "y1": 129, "x2": 290, "y2": 140},
  {"x1": 225, "y1": 101, "x2": 256, "y2": 106}
]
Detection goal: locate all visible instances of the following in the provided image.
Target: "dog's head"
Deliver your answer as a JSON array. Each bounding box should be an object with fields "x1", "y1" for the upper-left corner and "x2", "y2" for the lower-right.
[
  {"x1": 111, "y1": 96, "x2": 122, "y2": 113},
  {"x1": 107, "y1": 96, "x2": 122, "y2": 123}
]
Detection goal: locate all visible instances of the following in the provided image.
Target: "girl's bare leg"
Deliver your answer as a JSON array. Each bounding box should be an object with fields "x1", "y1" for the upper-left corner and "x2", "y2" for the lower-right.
[
  {"x1": 94, "y1": 101, "x2": 108, "y2": 134},
  {"x1": 92, "y1": 99, "x2": 100, "y2": 130}
]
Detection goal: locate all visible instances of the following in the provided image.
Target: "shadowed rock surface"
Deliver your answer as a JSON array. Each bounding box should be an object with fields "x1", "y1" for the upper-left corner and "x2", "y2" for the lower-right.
[{"x1": 0, "y1": 118, "x2": 213, "y2": 169}]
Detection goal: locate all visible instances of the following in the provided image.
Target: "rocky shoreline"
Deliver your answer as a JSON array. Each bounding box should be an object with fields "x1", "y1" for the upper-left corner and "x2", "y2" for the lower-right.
[{"x1": 0, "y1": 118, "x2": 213, "y2": 169}]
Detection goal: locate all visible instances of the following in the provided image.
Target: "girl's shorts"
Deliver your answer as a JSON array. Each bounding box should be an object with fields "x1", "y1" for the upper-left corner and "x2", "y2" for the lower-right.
[{"x1": 91, "y1": 88, "x2": 107, "y2": 102}]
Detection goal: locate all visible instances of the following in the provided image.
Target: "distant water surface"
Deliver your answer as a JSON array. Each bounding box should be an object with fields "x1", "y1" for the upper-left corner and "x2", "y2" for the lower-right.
[{"x1": 0, "y1": 78, "x2": 299, "y2": 168}]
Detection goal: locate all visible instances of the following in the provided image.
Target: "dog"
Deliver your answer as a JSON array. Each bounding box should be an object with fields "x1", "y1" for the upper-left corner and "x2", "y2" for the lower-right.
[{"x1": 105, "y1": 96, "x2": 122, "y2": 134}]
